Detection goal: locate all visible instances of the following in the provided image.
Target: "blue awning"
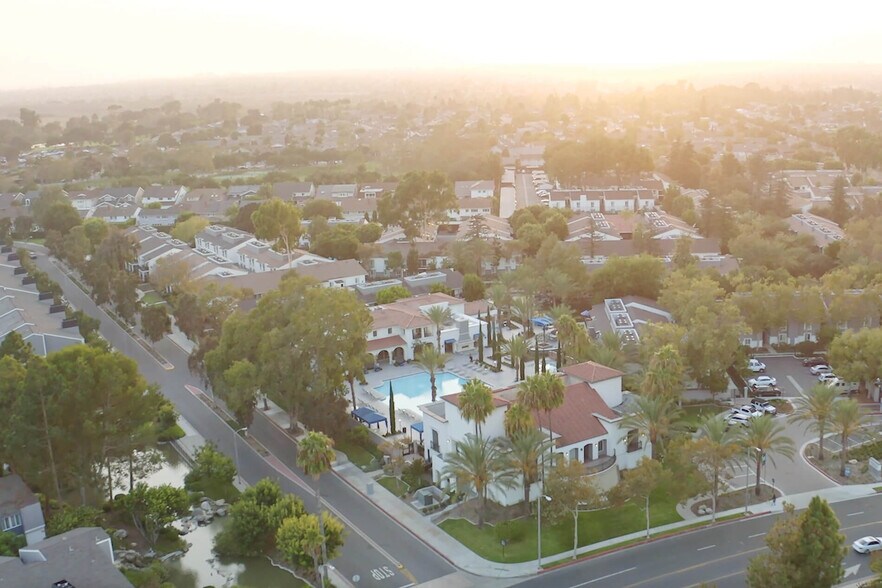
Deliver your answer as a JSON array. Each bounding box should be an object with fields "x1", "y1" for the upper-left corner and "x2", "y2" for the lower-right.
[
  {"x1": 580, "y1": 310, "x2": 592, "y2": 319},
  {"x1": 411, "y1": 421, "x2": 424, "y2": 433},
  {"x1": 444, "y1": 338, "x2": 456, "y2": 344},
  {"x1": 351, "y1": 406, "x2": 388, "y2": 427},
  {"x1": 532, "y1": 316, "x2": 554, "y2": 327}
]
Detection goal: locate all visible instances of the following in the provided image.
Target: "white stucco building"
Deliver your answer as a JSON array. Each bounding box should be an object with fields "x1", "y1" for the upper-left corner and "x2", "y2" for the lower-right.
[{"x1": 419, "y1": 361, "x2": 652, "y2": 507}]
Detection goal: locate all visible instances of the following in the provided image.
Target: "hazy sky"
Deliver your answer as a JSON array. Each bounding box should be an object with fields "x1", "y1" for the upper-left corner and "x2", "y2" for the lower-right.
[{"x1": 4, "y1": 0, "x2": 882, "y2": 90}]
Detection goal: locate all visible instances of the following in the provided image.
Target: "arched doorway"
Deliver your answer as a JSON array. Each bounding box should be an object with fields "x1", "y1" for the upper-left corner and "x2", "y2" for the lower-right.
[
  {"x1": 377, "y1": 350, "x2": 390, "y2": 365},
  {"x1": 392, "y1": 347, "x2": 405, "y2": 364}
]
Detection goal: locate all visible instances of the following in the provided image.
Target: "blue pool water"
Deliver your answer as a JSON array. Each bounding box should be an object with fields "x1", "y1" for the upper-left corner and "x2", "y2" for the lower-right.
[{"x1": 375, "y1": 371, "x2": 467, "y2": 411}]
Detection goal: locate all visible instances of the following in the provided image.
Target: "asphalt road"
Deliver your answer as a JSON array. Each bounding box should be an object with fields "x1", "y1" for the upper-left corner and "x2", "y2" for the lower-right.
[
  {"x1": 512, "y1": 494, "x2": 882, "y2": 588},
  {"x1": 35, "y1": 255, "x2": 454, "y2": 588},
  {"x1": 515, "y1": 173, "x2": 539, "y2": 209}
]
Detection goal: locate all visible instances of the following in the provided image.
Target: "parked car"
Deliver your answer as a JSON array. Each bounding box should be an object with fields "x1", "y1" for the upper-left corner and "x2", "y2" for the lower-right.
[
  {"x1": 748, "y1": 358, "x2": 766, "y2": 373},
  {"x1": 802, "y1": 356, "x2": 828, "y2": 367},
  {"x1": 732, "y1": 405, "x2": 764, "y2": 419},
  {"x1": 818, "y1": 372, "x2": 838, "y2": 383},
  {"x1": 825, "y1": 378, "x2": 858, "y2": 393},
  {"x1": 749, "y1": 385, "x2": 783, "y2": 398},
  {"x1": 853, "y1": 536, "x2": 882, "y2": 554},
  {"x1": 810, "y1": 364, "x2": 832, "y2": 375},
  {"x1": 750, "y1": 399, "x2": 778, "y2": 415},
  {"x1": 725, "y1": 413, "x2": 751, "y2": 429},
  {"x1": 748, "y1": 375, "x2": 777, "y2": 387}
]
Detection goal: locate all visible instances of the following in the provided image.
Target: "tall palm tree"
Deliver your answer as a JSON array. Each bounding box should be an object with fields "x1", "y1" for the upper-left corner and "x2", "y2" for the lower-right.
[
  {"x1": 512, "y1": 295, "x2": 536, "y2": 332},
  {"x1": 442, "y1": 434, "x2": 517, "y2": 528},
  {"x1": 544, "y1": 271, "x2": 573, "y2": 306},
  {"x1": 503, "y1": 335, "x2": 529, "y2": 381},
  {"x1": 694, "y1": 416, "x2": 741, "y2": 521},
  {"x1": 297, "y1": 431, "x2": 336, "y2": 583},
  {"x1": 487, "y1": 283, "x2": 510, "y2": 324},
  {"x1": 504, "y1": 402, "x2": 534, "y2": 439},
  {"x1": 641, "y1": 344, "x2": 685, "y2": 400},
  {"x1": 424, "y1": 305, "x2": 453, "y2": 350},
  {"x1": 621, "y1": 394, "x2": 684, "y2": 460},
  {"x1": 547, "y1": 303, "x2": 573, "y2": 325},
  {"x1": 459, "y1": 379, "x2": 494, "y2": 438},
  {"x1": 790, "y1": 384, "x2": 839, "y2": 461},
  {"x1": 498, "y1": 271, "x2": 519, "y2": 324},
  {"x1": 416, "y1": 347, "x2": 449, "y2": 402},
  {"x1": 498, "y1": 429, "x2": 551, "y2": 515},
  {"x1": 830, "y1": 399, "x2": 871, "y2": 477},
  {"x1": 538, "y1": 371, "x2": 565, "y2": 448},
  {"x1": 738, "y1": 415, "x2": 795, "y2": 495}
]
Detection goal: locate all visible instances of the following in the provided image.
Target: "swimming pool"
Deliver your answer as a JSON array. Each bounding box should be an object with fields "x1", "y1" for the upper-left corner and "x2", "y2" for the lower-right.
[{"x1": 374, "y1": 371, "x2": 467, "y2": 412}]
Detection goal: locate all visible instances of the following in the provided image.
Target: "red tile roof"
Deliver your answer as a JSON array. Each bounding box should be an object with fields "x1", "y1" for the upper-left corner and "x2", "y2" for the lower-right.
[
  {"x1": 562, "y1": 361, "x2": 624, "y2": 383},
  {"x1": 442, "y1": 391, "x2": 509, "y2": 409},
  {"x1": 367, "y1": 335, "x2": 407, "y2": 352},
  {"x1": 546, "y1": 382, "x2": 619, "y2": 446}
]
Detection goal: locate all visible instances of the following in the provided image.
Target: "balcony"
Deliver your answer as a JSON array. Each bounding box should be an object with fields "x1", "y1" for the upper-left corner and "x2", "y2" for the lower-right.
[{"x1": 583, "y1": 453, "x2": 616, "y2": 475}]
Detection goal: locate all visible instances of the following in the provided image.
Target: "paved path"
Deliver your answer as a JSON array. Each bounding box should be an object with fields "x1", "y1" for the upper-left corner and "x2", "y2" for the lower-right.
[{"x1": 514, "y1": 173, "x2": 538, "y2": 210}]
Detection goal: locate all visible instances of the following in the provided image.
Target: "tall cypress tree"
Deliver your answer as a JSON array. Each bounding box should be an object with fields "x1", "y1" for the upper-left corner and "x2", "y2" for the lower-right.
[
  {"x1": 388, "y1": 382, "x2": 396, "y2": 434},
  {"x1": 534, "y1": 337, "x2": 540, "y2": 375},
  {"x1": 477, "y1": 315, "x2": 484, "y2": 364}
]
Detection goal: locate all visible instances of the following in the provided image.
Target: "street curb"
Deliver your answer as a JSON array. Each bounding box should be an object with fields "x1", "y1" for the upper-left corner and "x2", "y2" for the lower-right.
[{"x1": 539, "y1": 511, "x2": 769, "y2": 574}]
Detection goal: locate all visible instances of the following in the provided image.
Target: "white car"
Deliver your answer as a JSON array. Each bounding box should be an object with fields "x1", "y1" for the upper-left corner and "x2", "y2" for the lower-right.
[
  {"x1": 748, "y1": 359, "x2": 766, "y2": 373},
  {"x1": 732, "y1": 406, "x2": 764, "y2": 419},
  {"x1": 853, "y1": 536, "x2": 882, "y2": 554},
  {"x1": 818, "y1": 373, "x2": 838, "y2": 383},
  {"x1": 810, "y1": 364, "x2": 832, "y2": 375},
  {"x1": 748, "y1": 375, "x2": 777, "y2": 388},
  {"x1": 750, "y1": 399, "x2": 778, "y2": 415},
  {"x1": 726, "y1": 413, "x2": 751, "y2": 429}
]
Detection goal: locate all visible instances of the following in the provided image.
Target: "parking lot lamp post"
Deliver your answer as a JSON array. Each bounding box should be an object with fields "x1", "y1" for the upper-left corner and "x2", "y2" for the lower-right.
[{"x1": 537, "y1": 494, "x2": 551, "y2": 570}]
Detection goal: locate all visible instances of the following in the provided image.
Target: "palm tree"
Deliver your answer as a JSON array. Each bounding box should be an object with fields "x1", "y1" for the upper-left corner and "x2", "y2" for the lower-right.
[
  {"x1": 547, "y1": 303, "x2": 573, "y2": 325},
  {"x1": 830, "y1": 399, "x2": 871, "y2": 477},
  {"x1": 498, "y1": 272, "x2": 519, "y2": 324},
  {"x1": 641, "y1": 344, "x2": 685, "y2": 400},
  {"x1": 739, "y1": 416, "x2": 795, "y2": 495},
  {"x1": 459, "y1": 379, "x2": 494, "y2": 438},
  {"x1": 694, "y1": 416, "x2": 741, "y2": 521},
  {"x1": 424, "y1": 305, "x2": 453, "y2": 351},
  {"x1": 504, "y1": 402, "x2": 534, "y2": 439},
  {"x1": 544, "y1": 271, "x2": 573, "y2": 306},
  {"x1": 503, "y1": 335, "x2": 529, "y2": 381},
  {"x1": 416, "y1": 347, "x2": 449, "y2": 402},
  {"x1": 538, "y1": 371, "x2": 565, "y2": 448},
  {"x1": 487, "y1": 283, "x2": 510, "y2": 323},
  {"x1": 790, "y1": 384, "x2": 839, "y2": 461},
  {"x1": 512, "y1": 295, "x2": 536, "y2": 332},
  {"x1": 498, "y1": 429, "x2": 551, "y2": 515},
  {"x1": 442, "y1": 434, "x2": 517, "y2": 528},
  {"x1": 297, "y1": 431, "x2": 336, "y2": 583},
  {"x1": 621, "y1": 394, "x2": 684, "y2": 460}
]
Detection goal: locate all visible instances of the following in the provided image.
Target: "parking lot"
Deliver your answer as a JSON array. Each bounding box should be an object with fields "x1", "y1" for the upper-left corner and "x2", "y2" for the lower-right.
[{"x1": 749, "y1": 355, "x2": 830, "y2": 398}]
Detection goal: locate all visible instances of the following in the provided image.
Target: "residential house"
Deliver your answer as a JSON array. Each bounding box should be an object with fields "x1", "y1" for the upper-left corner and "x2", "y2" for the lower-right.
[
  {"x1": 140, "y1": 185, "x2": 185, "y2": 208},
  {"x1": 454, "y1": 180, "x2": 495, "y2": 199},
  {"x1": 0, "y1": 475, "x2": 45, "y2": 545},
  {"x1": 195, "y1": 225, "x2": 334, "y2": 273},
  {"x1": 788, "y1": 212, "x2": 844, "y2": 248},
  {"x1": 337, "y1": 197, "x2": 377, "y2": 223},
  {"x1": 0, "y1": 527, "x2": 132, "y2": 587},
  {"x1": 358, "y1": 183, "x2": 398, "y2": 199},
  {"x1": 364, "y1": 293, "x2": 491, "y2": 363},
  {"x1": 67, "y1": 187, "x2": 142, "y2": 212},
  {"x1": 449, "y1": 197, "x2": 493, "y2": 221},
  {"x1": 174, "y1": 188, "x2": 234, "y2": 221},
  {"x1": 585, "y1": 297, "x2": 673, "y2": 345},
  {"x1": 549, "y1": 189, "x2": 604, "y2": 213},
  {"x1": 88, "y1": 202, "x2": 140, "y2": 224},
  {"x1": 0, "y1": 192, "x2": 32, "y2": 220},
  {"x1": 135, "y1": 207, "x2": 180, "y2": 227},
  {"x1": 317, "y1": 184, "x2": 357, "y2": 199},
  {"x1": 272, "y1": 181, "x2": 315, "y2": 202},
  {"x1": 227, "y1": 184, "x2": 261, "y2": 199},
  {"x1": 419, "y1": 361, "x2": 652, "y2": 506}
]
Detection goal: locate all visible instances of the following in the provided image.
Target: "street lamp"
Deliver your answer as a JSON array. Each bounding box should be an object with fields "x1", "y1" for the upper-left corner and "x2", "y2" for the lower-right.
[
  {"x1": 537, "y1": 494, "x2": 551, "y2": 571},
  {"x1": 233, "y1": 427, "x2": 248, "y2": 487},
  {"x1": 744, "y1": 446, "x2": 761, "y2": 514}
]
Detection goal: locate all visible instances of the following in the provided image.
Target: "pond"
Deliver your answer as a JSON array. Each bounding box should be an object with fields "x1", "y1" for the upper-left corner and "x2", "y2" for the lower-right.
[{"x1": 146, "y1": 445, "x2": 308, "y2": 588}]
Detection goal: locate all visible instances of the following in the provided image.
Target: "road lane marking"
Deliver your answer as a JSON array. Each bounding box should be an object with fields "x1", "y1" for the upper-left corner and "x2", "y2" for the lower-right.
[
  {"x1": 848, "y1": 511, "x2": 865, "y2": 516},
  {"x1": 570, "y1": 567, "x2": 637, "y2": 587},
  {"x1": 623, "y1": 547, "x2": 767, "y2": 587},
  {"x1": 787, "y1": 375, "x2": 804, "y2": 396},
  {"x1": 749, "y1": 532, "x2": 766, "y2": 538},
  {"x1": 696, "y1": 545, "x2": 716, "y2": 551}
]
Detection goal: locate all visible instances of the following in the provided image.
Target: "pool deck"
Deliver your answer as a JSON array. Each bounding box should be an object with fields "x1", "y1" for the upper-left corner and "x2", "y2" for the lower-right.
[{"x1": 356, "y1": 347, "x2": 523, "y2": 432}]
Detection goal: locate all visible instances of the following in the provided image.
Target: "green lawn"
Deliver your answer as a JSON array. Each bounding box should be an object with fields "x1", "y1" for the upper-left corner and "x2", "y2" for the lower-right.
[
  {"x1": 140, "y1": 291, "x2": 165, "y2": 306},
  {"x1": 377, "y1": 476, "x2": 410, "y2": 497},
  {"x1": 336, "y1": 439, "x2": 382, "y2": 470},
  {"x1": 681, "y1": 404, "x2": 726, "y2": 431},
  {"x1": 440, "y1": 489, "x2": 683, "y2": 562}
]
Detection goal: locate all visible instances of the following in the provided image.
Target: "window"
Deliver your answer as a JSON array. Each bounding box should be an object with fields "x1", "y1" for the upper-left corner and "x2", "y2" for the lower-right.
[
  {"x1": 372, "y1": 331, "x2": 377, "y2": 337},
  {"x1": 387, "y1": 328, "x2": 392, "y2": 335},
  {"x1": 598, "y1": 439, "x2": 607, "y2": 456},
  {"x1": 2, "y1": 513, "x2": 21, "y2": 531},
  {"x1": 431, "y1": 429, "x2": 440, "y2": 453}
]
